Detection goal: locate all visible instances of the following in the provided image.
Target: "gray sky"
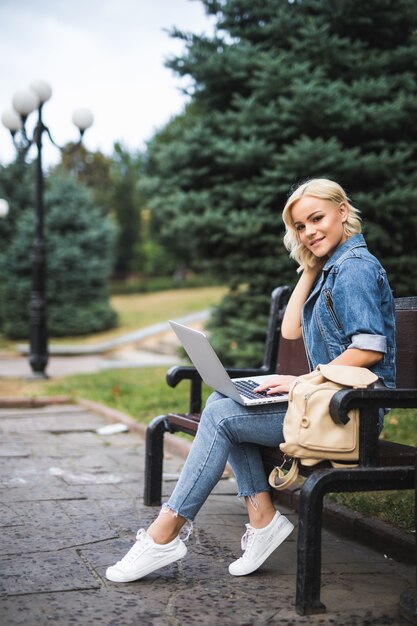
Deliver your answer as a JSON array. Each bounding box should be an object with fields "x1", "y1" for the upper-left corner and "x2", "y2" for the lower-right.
[{"x1": 0, "y1": 0, "x2": 214, "y2": 165}]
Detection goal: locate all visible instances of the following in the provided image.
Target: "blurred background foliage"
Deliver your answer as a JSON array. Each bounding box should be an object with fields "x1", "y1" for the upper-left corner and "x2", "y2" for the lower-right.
[
  {"x1": 1, "y1": 0, "x2": 417, "y2": 364},
  {"x1": 0, "y1": 169, "x2": 118, "y2": 337}
]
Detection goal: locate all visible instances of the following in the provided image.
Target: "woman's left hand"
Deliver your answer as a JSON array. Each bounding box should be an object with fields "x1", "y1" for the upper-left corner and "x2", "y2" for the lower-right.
[{"x1": 254, "y1": 375, "x2": 298, "y2": 395}]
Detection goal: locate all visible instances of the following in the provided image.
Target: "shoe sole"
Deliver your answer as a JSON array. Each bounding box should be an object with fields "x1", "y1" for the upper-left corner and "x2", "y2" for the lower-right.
[
  {"x1": 106, "y1": 542, "x2": 187, "y2": 583},
  {"x1": 229, "y1": 519, "x2": 295, "y2": 576}
]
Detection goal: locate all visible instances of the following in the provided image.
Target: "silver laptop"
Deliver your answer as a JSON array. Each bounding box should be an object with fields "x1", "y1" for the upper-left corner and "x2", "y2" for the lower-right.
[{"x1": 169, "y1": 321, "x2": 288, "y2": 406}]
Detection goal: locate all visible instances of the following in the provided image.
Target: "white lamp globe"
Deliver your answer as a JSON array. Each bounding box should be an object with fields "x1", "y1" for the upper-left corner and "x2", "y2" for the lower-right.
[
  {"x1": 0, "y1": 199, "x2": 10, "y2": 218},
  {"x1": 72, "y1": 108, "x2": 94, "y2": 132},
  {"x1": 30, "y1": 79, "x2": 52, "y2": 104},
  {"x1": 1, "y1": 109, "x2": 22, "y2": 132},
  {"x1": 12, "y1": 89, "x2": 39, "y2": 117}
]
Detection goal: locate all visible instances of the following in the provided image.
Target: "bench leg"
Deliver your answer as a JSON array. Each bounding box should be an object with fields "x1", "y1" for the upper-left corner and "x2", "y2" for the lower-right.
[
  {"x1": 144, "y1": 415, "x2": 169, "y2": 506},
  {"x1": 296, "y1": 472, "x2": 327, "y2": 615},
  {"x1": 296, "y1": 466, "x2": 415, "y2": 616},
  {"x1": 399, "y1": 459, "x2": 417, "y2": 624}
]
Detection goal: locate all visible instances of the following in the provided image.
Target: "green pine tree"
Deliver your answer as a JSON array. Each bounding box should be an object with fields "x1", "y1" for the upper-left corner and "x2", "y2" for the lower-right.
[
  {"x1": 2, "y1": 172, "x2": 118, "y2": 338},
  {"x1": 145, "y1": 0, "x2": 417, "y2": 366},
  {"x1": 110, "y1": 143, "x2": 144, "y2": 277},
  {"x1": 0, "y1": 160, "x2": 35, "y2": 329},
  {"x1": 56, "y1": 142, "x2": 145, "y2": 277}
]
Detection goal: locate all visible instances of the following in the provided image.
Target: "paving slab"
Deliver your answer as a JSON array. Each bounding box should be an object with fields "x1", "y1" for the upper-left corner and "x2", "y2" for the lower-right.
[
  {"x1": 0, "y1": 518, "x2": 118, "y2": 556},
  {"x1": 0, "y1": 404, "x2": 414, "y2": 626},
  {"x1": 0, "y1": 549, "x2": 101, "y2": 596}
]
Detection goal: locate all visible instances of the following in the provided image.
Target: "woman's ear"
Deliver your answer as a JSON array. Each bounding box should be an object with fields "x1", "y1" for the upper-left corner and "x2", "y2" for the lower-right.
[{"x1": 339, "y1": 202, "x2": 348, "y2": 222}]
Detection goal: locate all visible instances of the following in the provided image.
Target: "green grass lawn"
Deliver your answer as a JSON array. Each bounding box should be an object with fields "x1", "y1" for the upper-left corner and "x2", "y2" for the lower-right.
[
  {"x1": 0, "y1": 285, "x2": 227, "y2": 351},
  {"x1": 40, "y1": 367, "x2": 212, "y2": 425}
]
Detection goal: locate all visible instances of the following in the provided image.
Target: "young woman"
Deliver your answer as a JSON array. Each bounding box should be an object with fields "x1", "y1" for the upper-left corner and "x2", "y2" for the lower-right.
[{"x1": 106, "y1": 178, "x2": 396, "y2": 583}]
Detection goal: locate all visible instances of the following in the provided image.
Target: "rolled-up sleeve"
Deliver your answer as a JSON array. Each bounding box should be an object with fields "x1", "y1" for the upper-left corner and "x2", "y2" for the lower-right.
[
  {"x1": 332, "y1": 258, "x2": 388, "y2": 354},
  {"x1": 348, "y1": 333, "x2": 387, "y2": 352}
]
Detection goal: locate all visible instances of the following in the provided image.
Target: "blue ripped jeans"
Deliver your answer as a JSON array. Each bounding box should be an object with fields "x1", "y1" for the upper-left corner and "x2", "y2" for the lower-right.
[{"x1": 165, "y1": 392, "x2": 287, "y2": 522}]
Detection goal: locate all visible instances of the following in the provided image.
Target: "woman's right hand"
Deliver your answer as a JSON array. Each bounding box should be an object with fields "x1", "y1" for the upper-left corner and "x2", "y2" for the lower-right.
[{"x1": 254, "y1": 375, "x2": 299, "y2": 395}]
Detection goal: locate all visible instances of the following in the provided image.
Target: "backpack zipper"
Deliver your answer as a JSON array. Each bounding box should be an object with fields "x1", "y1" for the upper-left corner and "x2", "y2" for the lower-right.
[
  {"x1": 289, "y1": 378, "x2": 302, "y2": 401},
  {"x1": 301, "y1": 386, "x2": 341, "y2": 425}
]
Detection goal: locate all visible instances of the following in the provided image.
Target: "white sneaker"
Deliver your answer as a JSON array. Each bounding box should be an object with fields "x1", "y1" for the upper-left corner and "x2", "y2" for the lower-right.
[
  {"x1": 229, "y1": 512, "x2": 294, "y2": 576},
  {"x1": 106, "y1": 529, "x2": 187, "y2": 583}
]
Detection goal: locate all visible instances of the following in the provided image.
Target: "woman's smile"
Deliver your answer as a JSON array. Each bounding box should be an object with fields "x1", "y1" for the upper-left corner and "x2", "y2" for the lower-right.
[{"x1": 309, "y1": 236, "x2": 325, "y2": 248}]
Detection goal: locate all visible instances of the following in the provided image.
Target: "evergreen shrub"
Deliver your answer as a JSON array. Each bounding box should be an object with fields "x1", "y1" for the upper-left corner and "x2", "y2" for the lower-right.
[{"x1": 2, "y1": 173, "x2": 118, "y2": 338}]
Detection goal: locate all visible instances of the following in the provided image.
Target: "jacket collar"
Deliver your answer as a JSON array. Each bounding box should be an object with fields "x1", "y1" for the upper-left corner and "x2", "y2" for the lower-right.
[
  {"x1": 323, "y1": 233, "x2": 367, "y2": 271},
  {"x1": 305, "y1": 234, "x2": 367, "y2": 302}
]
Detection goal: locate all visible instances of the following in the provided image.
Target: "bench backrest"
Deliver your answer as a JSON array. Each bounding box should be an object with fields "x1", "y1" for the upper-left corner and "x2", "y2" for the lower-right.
[
  {"x1": 269, "y1": 288, "x2": 417, "y2": 388},
  {"x1": 395, "y1": 297, "x2": 417, "y2": 388}
]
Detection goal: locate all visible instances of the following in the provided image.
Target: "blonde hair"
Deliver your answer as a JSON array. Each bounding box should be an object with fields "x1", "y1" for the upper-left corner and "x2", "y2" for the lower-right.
[{"x1": 282, "y1": 178, "x2": 362, "y2": 271}]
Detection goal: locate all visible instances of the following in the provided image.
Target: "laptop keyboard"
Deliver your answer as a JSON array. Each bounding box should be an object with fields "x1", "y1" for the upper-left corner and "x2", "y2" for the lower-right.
[{"x1": 233, "y1": 379, "x2": 284, "y2": 400}]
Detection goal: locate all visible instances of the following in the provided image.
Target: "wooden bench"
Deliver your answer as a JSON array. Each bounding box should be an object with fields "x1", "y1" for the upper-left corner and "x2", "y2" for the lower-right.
[{"x1": 144, "y1": 286, "x2": 417, "y2": 615}]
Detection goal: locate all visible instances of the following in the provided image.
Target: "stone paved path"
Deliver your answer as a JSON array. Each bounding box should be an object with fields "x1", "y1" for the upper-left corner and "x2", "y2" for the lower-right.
[{"x1": 0, "y1": 404, "x2": 414, "y2": 626}]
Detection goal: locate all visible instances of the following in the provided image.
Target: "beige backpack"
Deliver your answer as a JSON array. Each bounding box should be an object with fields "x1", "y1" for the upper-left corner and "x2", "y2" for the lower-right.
[{"x1": 268, "y1": 363, "x2": 378, "y2": 491}]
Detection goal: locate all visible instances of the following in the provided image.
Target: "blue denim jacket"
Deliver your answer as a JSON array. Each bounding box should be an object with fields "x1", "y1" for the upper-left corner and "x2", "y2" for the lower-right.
[{"x1": 301, "y1": 234, "x2": 396, "y2": 388}]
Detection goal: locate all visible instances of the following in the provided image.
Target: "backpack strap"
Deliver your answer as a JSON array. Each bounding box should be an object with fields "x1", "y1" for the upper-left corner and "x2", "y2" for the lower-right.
[{"x1": 268, "y1": 458, "x2": 299, "y2": 491}]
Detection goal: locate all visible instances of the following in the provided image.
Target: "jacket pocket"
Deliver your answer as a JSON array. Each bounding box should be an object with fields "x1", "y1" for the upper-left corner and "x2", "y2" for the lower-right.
[{"x1": 324, "y1": 290, "x2": 342, "y2": 330}]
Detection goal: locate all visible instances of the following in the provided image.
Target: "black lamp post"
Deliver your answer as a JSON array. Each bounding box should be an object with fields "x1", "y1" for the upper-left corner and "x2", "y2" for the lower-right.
[{"x1": 1, "y1": 80, "x2": 93, "y2": 378}]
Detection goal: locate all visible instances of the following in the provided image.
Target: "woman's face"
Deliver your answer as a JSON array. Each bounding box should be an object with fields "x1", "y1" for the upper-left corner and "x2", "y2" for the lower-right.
[{"x1": 291, "y1": 195, "x2": 348, "y2": 259}]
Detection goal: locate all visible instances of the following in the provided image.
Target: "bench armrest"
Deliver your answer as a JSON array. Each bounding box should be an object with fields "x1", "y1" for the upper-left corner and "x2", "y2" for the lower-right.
[
  {"x1": 166, "y1": 366, "x2": 203, "y2": 414},
  {"x1": 166, "y1": 365, "x2": 201, "y2": 388},
  {"x1": 330, "y1": 388, "x2": 417, "y2": 425}
]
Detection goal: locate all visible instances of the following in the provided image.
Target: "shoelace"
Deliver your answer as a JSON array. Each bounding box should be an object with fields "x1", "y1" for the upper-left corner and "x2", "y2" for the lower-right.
[
  {"x1": 120, "y1": 529, "x2": 150, "y2": 565},
  {"x1": 240, "y1": 524, "x2": 257, "y2": 559}
]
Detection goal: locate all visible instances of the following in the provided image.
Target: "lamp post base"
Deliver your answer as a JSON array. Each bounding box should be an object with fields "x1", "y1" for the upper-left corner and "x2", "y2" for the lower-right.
[
  {"x1": 28, "y1": 352, "x2": 49, "y2": 379},
  {"x1": 26, "y1": 371, "x2": 50, "y2": 380}
]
